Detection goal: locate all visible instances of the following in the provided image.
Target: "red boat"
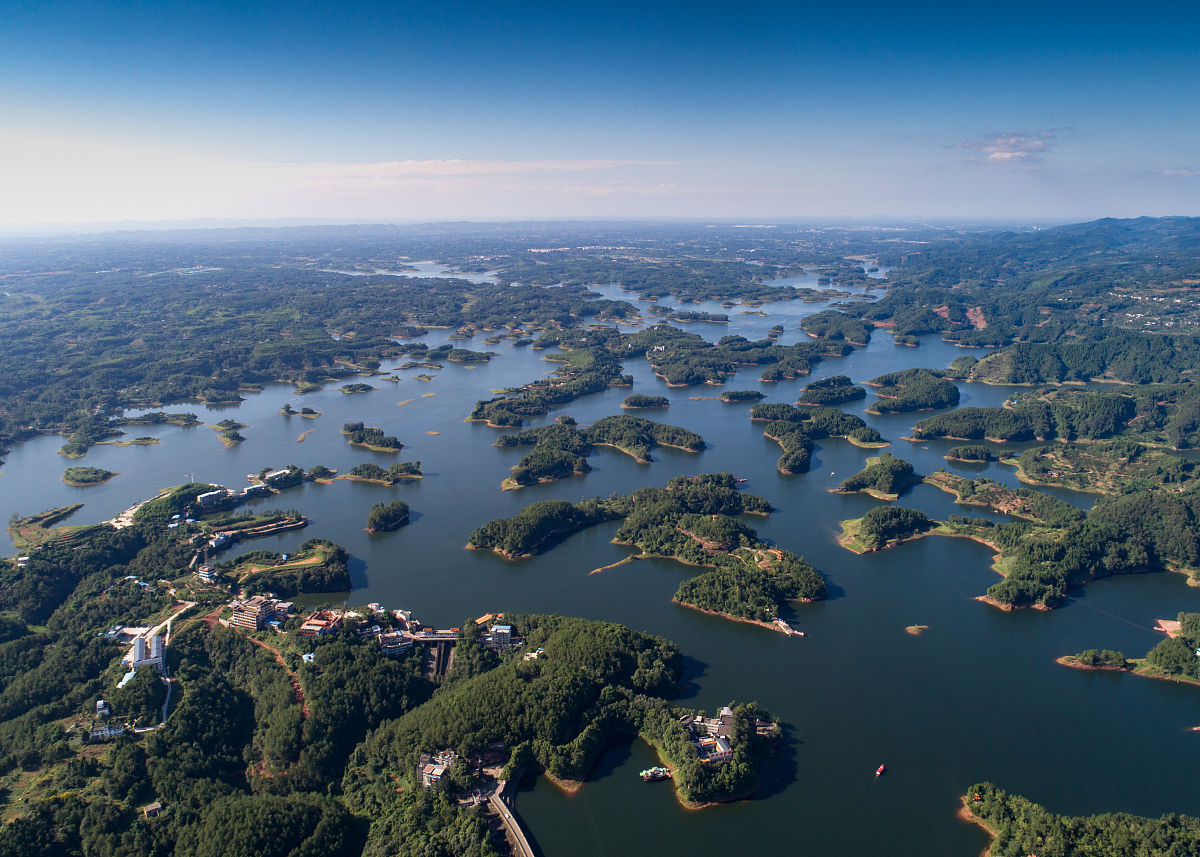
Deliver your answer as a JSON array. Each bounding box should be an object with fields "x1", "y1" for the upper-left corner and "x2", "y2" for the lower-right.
[{"x1": 875, "y1": 764, "x2": 886, "y2": 777}]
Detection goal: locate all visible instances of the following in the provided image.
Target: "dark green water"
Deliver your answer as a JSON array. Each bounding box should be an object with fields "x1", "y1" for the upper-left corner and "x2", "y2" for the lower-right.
[{"x1": 2, "y1": 275, "x2": 1196, "y2": 856}]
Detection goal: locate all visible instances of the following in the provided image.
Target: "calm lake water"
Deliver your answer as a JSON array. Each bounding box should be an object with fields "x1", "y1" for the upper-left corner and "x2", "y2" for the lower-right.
[{"x1": 1, "y1": 273, "x2": 1196, "y2": 856}]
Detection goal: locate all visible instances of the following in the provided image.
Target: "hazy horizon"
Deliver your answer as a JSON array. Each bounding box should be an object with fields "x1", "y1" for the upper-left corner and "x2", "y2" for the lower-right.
[{"x1": 3, "y1": 0, "x2": 1197, "y2": 227}]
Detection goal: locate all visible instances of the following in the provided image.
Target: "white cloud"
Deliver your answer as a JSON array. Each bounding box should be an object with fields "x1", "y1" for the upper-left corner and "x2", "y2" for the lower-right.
[
  {"x1": 1162, "y1": 168, "x2": 1200, "y2": 177},
  {"x1": 952, "y1": 131, "x2": 1057, "y2": 164}
]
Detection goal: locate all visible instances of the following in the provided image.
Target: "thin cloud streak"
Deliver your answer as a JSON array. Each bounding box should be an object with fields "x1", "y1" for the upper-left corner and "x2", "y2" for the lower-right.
[{"x1": 951, "y1": 131, "x2": 1057, "y2": 164}]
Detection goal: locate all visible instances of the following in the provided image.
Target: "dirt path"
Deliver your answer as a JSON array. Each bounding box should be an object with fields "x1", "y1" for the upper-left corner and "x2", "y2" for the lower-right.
[{"x1": 241, "y1": 634, "x2": 310, "y2": 718}]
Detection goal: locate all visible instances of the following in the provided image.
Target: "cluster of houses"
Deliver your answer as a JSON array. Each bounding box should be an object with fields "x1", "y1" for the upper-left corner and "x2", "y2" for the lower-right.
[
  {"x1": 680, "y1": 707, "x2": 737, "y2": 764},
  {"x1": 418, "y1": 749, "x2": 460, "y2": 788}
]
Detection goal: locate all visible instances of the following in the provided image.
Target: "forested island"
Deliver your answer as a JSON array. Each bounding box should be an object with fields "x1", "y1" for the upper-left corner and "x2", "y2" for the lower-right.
[
  {"x1": 719, "y1": 389, "x2": 765, "y2": 403},
  {"x1": 832, "y1": 453, "x2": 920, "y2": 500},
  {"x1": 366, "y1": 500, "x2": 410, "y2": 533},
  {"x1": 468, "y1": 473, "x2": 825, "y2": 628},
  {"x1": 945, "y1": 444, "x2": 993, "y2": 462},
  {"x1": 796, "y1": 375, "x2": 865, "y2": 406},
  {"x1": 622, "y1": 394, "x2": 669, "y2": 408},
  {"x1": 749, "y1": 403, "x2": 886, "y2": 473},
  {"x1": 864, "y1": 368, "x2": 959, "y2": 415},
  {"x1": 339, "y1": 461, "x2": 423, "y2": 484},
  {"x1": 62, "y1": 466, "x2": 117, "y2": 486},
  {"x1": 495, "y1": 414, "x2": 705, "y2": 489},
  {"x1": 341, "y1": 422, "x2": 404, "y2": 452}
]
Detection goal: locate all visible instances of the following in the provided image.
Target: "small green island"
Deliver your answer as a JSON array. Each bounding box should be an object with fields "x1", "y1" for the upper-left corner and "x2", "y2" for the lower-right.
[
  {"x1": 342, "y1": 421, "x2": 403, "y2": 452},
  {"x1": 838, "y1": 506, "x2": 934, "y2": 553},
  {"x1": 622, "y1": 393, "x2": 669, "y2": 408},
  {"x1": 340, "y1": 382, "x2": 375, "y2": 394},
  {"x1": 797, "y1": 375, "x2": 865, "y2": 406},
  {"x1": 281, "y1": 403, "x2": 322, "y2": 418},
  {"x1": 339, "y1": 461, "x2": 423, "y2": 485},
  {"x1": 945, "y1": 444, "x2": 994, "y2": 462},
  {"x1": 366, "y1": 499, "x2": 411, "y2": 533},
  {"x1": 864, "y1": 368, "x2": 959, "y2": 415},
  {"x1": 749, "y1": 403, "x2": 886, "y2": 473},
  {"x1": 831, "y1": 453, "x2": 920, "y2": 500},
  {"x1": 719, "y1": 390, "x2": 765, "y2": 403},
  {"x1": 800, "y1": 309, "x2": 872, "y2": 345},
  {"x1": 210, "y1": 418, "x2": 247, "y2": 447},
  {"x1": 62, "y1": 466, "x2": 117, "y2": 486},
  {"x1": 469, "y1": 473, "x2": 824, "y2": 631}
]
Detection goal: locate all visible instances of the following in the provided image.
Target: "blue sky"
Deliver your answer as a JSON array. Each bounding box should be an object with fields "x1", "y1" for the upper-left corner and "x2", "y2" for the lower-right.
[{"x1": 1, "y1": 0, "x2": 1197, "y2": 226}]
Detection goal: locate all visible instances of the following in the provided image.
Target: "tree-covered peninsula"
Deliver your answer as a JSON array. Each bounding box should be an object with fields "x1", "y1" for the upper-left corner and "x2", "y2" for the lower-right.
[
  {"x1": 962, "y1": 781, "x2": 1200, "y2": 857},
  {"x1": 345, "y1": 615, "x2": 781, "y2": 813}
]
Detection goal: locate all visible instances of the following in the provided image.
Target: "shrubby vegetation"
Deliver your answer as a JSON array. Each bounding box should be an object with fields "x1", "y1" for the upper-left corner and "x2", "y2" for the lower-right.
[
  {"x1": 924, "y1": 472, "x2": 1085, "y2": 527},
  {"x1": 341, "y1": 422, "x2": 403, "y2": 451},
  {"x1": 1069, "y1": 648, "x2": 1127, "y2": 668},
  {"x1": 62, "y1": 466, "x2": 116, "y2": 485},
  {"x1": 1009, "y1": 439, "x2": 1198, "y2": 494}
]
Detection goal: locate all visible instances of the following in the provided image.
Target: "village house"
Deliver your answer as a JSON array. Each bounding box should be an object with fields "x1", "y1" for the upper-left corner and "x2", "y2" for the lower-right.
[{"x1": 418, "y1": 749, "x2": 459, "y2": 788}]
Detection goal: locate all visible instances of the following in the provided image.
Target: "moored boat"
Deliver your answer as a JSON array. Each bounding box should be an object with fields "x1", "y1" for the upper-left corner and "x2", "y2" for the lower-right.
[
  {"x1": 640, "y1": 766, "x2": 671, "y2": 781},
  {"x1": 876, "y1": 763, "x2": 886, "y2": 776}
]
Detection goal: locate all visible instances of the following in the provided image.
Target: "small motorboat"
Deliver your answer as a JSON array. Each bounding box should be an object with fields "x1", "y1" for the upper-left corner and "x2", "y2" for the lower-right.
[{"x1": 876, "y1": 764, "x2": 886, "y2": 777}]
